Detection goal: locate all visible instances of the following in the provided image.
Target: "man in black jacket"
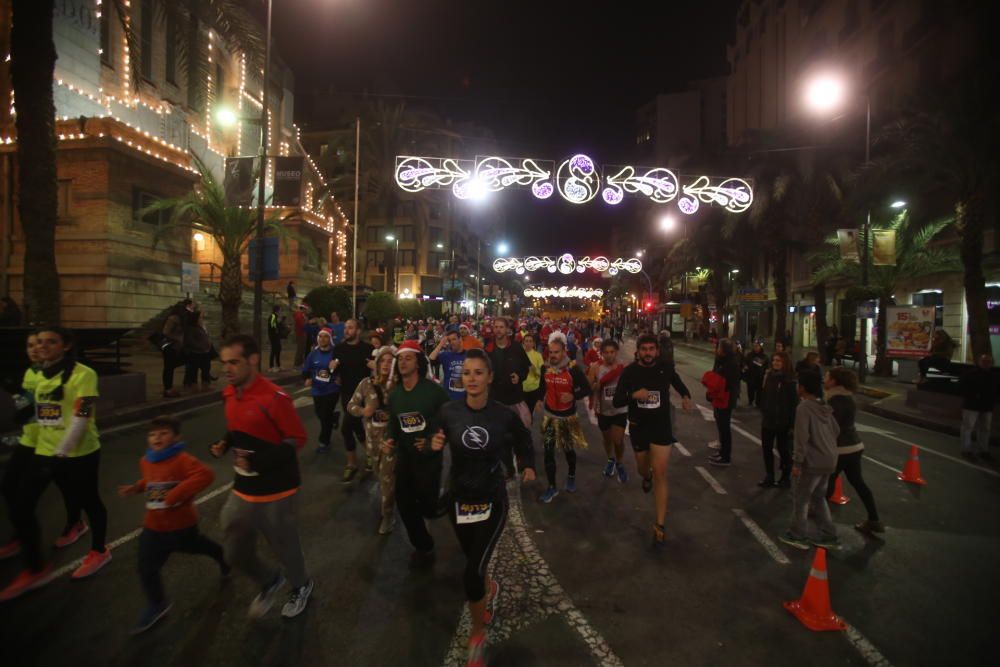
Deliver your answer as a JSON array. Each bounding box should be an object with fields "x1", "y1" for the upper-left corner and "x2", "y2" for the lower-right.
[
  {"x1": 959, "y1": 354, "x2": 997, "y2": 462},
  {"x1": 487, "y1": 318, "x2": 532, "y2": 428}
]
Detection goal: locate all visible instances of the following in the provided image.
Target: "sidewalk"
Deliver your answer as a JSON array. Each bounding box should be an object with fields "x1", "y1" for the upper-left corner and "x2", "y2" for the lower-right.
[{"x1": 671, "y1": 338, "x2": 963, "y2": 437}]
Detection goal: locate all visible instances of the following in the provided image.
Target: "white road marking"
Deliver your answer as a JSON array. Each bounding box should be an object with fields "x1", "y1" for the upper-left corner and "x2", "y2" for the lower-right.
[
  {"x1": 731, "y1": 423, "x2": 762, "y2": 445},
  {"x1": 293, "y1": 396, "x2": 313, "y2": 408},
  {"x1": 856, "y1": 422, "x2": 999, "y2": 478},
  {"x1": 732, "y1": 509, "x2": 790, "y2": 565},
  {"x1": 844, "y1": 621, "x2": 894, "y2": 667},
  {"x1": 673, "y1": 442, "x2": 691, "y2": 457},
  {"x1": 860, "y1": 455, "x2": 902, "y2": 475},
  {"x1": 694, "y1": 466, "x2": 728, "y2": 495},
  {"x1": 696, "y1": 405, "x2": 715, "y2": 421},
  {"x1": 51, "y1": 482, "x2": 234, "y2": 580}
]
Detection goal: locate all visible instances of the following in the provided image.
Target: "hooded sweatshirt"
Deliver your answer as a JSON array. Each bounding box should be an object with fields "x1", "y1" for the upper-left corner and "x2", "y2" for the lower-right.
[
  {"x1": 132, "y1": 442, "x2": 215, "y2": 532},
  {"x1": 792, "y1": 397, "x2": 840, "y2": 474}
]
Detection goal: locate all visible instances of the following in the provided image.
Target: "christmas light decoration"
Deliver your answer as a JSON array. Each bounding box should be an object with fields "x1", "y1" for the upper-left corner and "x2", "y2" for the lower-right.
[
  {"x1": 602, "y1": 166, "x2": 678, "y2": 205},
  {"x1": 475, "y1": 156, "x2": 553, "y2": 197},
  {"x1": 556, "y1": 154, "x2": 600, "y2": 204},
  {"x1": 677, "y1": 176, "x2": 753, "y2": 215},
  {"x1": 493, "y1": 255, "x2": 642, "y2": 274},
  {"x1": 523, "y1": 287, "x2": 605, "y2": 299}
]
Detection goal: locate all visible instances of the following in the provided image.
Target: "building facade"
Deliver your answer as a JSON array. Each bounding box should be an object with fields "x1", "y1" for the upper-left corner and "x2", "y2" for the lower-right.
[{"x1": 0, "y1": 0, "x2": 348, "y2": 328}]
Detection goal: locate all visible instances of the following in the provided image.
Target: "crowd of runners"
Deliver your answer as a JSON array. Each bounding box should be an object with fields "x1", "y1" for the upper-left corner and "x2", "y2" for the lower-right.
[{"x1": 0, "y1": 314, "x2": 883, "y2": 667}]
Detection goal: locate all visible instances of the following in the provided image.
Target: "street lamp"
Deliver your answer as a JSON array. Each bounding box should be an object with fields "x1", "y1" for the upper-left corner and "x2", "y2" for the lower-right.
[
  {"x1": 252, "y1": 0, "x2": 274, "y2": 357},
  {"x1": 890, "y1": 200, "x2": 907, "y2": 209},
  {"x1": 385, "y1": 234, "x2": 399, "y2": 294},
  {"x1": 215, "y1": 107, "x2": 238, "y2": 127},
  {"x1": 658, "y1": 214, "x2": 677, "y2": 233},
  {"x1": 635, "y1": 250, "x2": 644, "y2": 258},
  {"x1": 803, "y1": 70, "x2": 872, "y2": 381},
  {"x1": 497, "y1": 241, "x2": 509, "y2": 255}
]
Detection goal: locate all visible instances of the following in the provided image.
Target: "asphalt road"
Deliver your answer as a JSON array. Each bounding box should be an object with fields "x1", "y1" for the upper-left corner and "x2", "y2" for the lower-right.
[{"x1": 0, "y1": 342, "x2": 996, "y2": 667}]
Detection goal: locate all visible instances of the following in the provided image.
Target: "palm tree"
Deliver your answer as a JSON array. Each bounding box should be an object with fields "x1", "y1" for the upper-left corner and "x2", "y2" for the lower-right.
[
  {"x1": 8, "y1": 0, "x2": 261, "y2": 324},
  {"x1": 142, "y1": 158, "x2": 302, "y2": 337},
  {"x1": 811, "y1": 212, "x2": 960, "y2": 375}
]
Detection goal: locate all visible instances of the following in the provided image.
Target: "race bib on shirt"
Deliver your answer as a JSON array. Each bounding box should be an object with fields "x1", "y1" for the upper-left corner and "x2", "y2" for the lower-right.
[
  {"x1": 448, "y1": 376, "x2": 465, "y2": 392},
  {"x1": 603, "y1": 386, "x2": 616, "y2": 401},
  {"x1": 638, "y1": 391, "x2": 661, "y2": 409},
  {"x1": 36, "y1": 403, "x2": 63, "y2": 426},
  {"x1": 456, "y1": 501, "x2": 492, "y2": 524},
  {"x1": 315, "y1": 369, "x2": 332, "y2": 383},
  {"x1": 398, "y1": 412, "x2": 427, "y2": 434},
  {"x1": 145, "y1": 481, "x2": 179, "y2": 510}
]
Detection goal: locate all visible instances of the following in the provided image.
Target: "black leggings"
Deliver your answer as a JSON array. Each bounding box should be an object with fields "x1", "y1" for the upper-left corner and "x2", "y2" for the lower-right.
[
  {"x1": 761, "y1": 428, "x2": 792, "y2": 480},
  {"x1": 524, "y1": 388, "x2": 543, "y2": 417},
  {"x1": 543, "y1": 442, "x2": 577, "y2": 487},
  {"x1": 138, "y1": 526, "x2": 226, "y2": 605},
  {"x1": 269, "y1": 336, "x2": 282, "y2": 368},
  {"x1": 449, "y1": 497, "x2": 508, "y2": 601},
  {"x1": 161, "y1": 347, "x2": 184, "y2": 391},
  {"x1": 745, "y1": 378, "x2": 763, "y2": 407},
  {"x1": 312, "y1": 392, "x2": 340, "y2": 447},
  {"x1": 340, "y1": 402, "x2": 365, "y2": 453},
  {"x1": 826, "y1": 451, "x2": 879, "y2": 522},
  {"x1": 14, "y1": 451, "x2": 108, "y2": 571},
  {"x1": 714, "y1": 408, "x2": 733, "y2": 461},
  {"x1": 1, "y1": 445, "x2": 75, "y2": 542},
  {"x1": 395, "y1": 456, "x2": 444, "y2": 553}
]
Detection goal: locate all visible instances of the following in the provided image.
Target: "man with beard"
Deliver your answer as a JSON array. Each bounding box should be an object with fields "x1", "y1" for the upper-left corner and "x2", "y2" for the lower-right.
[{"x1": 331, "y1": 320, "x2": 374, "y2": 483}]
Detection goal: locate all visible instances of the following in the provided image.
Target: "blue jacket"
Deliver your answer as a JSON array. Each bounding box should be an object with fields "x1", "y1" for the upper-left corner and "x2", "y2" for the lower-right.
[{"x1": 302, "y1": 347, "x2": 341, "y2": 397}]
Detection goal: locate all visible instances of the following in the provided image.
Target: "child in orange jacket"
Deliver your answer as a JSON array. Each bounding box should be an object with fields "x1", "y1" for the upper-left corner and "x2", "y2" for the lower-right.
[{"x1": 118, "y1": 415, "x2": 228, "y2": 633}]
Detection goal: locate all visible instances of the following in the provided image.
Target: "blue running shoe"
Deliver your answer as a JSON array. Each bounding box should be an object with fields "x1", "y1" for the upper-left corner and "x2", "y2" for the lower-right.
[
  {"x1": 603, "y1": 458, "x2": 616, "y2": 477},
  {"x1": 616, "y1": 464, "x2": 629, "y2": 484},
  {"x1": 539, "y1": 487, "x2": 559, "y2": 503},
  {"x1": 565, "y1": 475, "x2": 577, "y2": 493},
  {"x1": 131, "y1": 601, "x2": 172, "y2": 634}
]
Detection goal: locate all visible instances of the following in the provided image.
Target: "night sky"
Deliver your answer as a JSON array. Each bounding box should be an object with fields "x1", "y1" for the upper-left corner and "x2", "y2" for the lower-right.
[{"x1": 273, "y1": 0, "x2": 740, "y2": 258}]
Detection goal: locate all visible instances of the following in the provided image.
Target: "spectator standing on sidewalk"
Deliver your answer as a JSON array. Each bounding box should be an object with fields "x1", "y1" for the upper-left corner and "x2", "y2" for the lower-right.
[
  {"x1": 182, "y1": 310, "x2": 214, "y2": 392},
  {"x1": 160, "y1": 302, "x2": 188, "y2": 398},
  {"x1": 707, "y1": 338, "x2": 741, "y2": 467},
  {"x1": 267, "y1": 306, "x2": 283, "y2": 371},
  {"x1": 918, "y1": 329, "x2": 956, "y2": 384},
  {"x1": 959, "y1": 354, "x2": 997, "y2": 462},
  {"x1": 742, "y1": 341, "x2": 768, "y2": 408},
  {"x1": 211, "y1": 335, "x2": 313, "y2": 619},
  {"x1": 286, "y1": 281, "x2": 297, "y2": 307},
  {"x1": 293, "y1": 305, "x2": 308, "y2": 368},
  {"x1": 757, "y1": 351, "x2": 797, "y2": 488}
]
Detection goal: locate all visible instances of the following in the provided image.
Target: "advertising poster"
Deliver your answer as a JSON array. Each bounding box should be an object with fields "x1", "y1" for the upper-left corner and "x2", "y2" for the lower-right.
[
  {"x1": 837, "y1": 229, "x2": 859, "y2": 263},
  {"x1": 273, "y1": 156, "x2": 304, "y2": 207},
  {"x1": 886, "y1": 306, "x2": 935, "y2": 358},
  {"x1": 873, "y1": 229, "x2": 897, "y2": 266}
]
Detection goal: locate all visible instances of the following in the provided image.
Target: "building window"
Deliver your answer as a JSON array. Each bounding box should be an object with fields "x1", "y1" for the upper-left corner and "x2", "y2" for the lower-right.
[
  {"x1": 429, "y1": 226, "x2": 443, "y2": 245},
  {"x1": 366, "y1": 250, "x2": 385, "y2": 268},
  {"x1": 133, "y1": 188, "x2": 168, "y2": 227},
  {"x1": 365, "y1": 225, "x2": 384, "y2": 244},
  {"x1": 57, "y1": 180, "x2": 72, "y2": 221},
  {"x1": 429, "y1": 204, "x2": 443, "y2": 220},
  {"x1": 140, "y1": 0, "x2": 154, "y2": 80},
  {"x1": 100, "y1": 2, "x2": 112, "y2": 66},
  {"x1": 398, "y1": 250, "x2": 416, "y2": 267},
  {"x1": 399, "y1": 225, "x2": 415, "y2": 243},
  {"x1": 165, "y1": 10, "x2": 178, "y2": 84},
  {"x1": 319, "y1": 142, "x2": 329, "y2": 157},
  {"x1": 427, "y1": 251, "x2": 446, "y2": 273}
]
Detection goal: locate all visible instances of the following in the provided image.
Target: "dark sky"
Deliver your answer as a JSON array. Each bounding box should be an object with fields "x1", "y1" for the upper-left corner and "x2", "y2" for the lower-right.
[{"x1": 273, "y1": 0, "x2": 740, "y2": 257}]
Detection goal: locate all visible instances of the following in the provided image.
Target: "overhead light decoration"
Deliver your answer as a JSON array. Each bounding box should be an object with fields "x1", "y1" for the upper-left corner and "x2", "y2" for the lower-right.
[
  {"x1": 676, "y1": 176, "x2": 753, "y2": 215},
  {"x1": 602, "y1": 166, "x2": 679, "y2": 205},
  {"x1": 493, "y1": 255, "x2": 642, "y2": 275},
  {"x1": 524, "y1": 287, "x2": 605, "y2": 299},
  {"x1": 556, "y1": 154, "x2": 600, "y2": 204}
]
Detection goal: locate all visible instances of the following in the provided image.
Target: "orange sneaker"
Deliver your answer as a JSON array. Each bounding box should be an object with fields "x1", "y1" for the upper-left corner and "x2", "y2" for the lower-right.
[
  {"x1": 466, "y1": 631, "x2": 487, "y2": 667},
  {"x1": 0, "y1": 565, "x2": 55, "y2": 602},
  {"x1": 483, "y1": 579, "x2": 499, "y2": 625},
  {"x1": 54, "y1": 522, "x2": 88, "y2": 549},
  {"x1": 0, "y1": 539, "x2": 21, "y2": 560},
  {"x1": 72, "y1": 549, "x2": 112, "y2": 579}
]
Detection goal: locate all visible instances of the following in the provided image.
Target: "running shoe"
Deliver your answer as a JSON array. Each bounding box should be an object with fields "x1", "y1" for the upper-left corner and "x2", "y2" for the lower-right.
[
  {"x1": 602, "y1": 458, "x2": 616, "y2": 478},
  {"x1": 341, "y1": 466, "x2": 358, "y2": 484},
  {"x1": 0, "y1": 539, "x2": 21, "y2": 560},
  {"x1": 756, "y1": 477, "x2": 775, "y2": 487},
  {"x1": 281, "y1": 579, "x2": 314, "y2": 619},
  {"x1": 72, "y1": 548, "x2": 112, "y2": 579},
  {"x1": 466, "y1": 631, "x2": 487, "y2": 667},
  {"x1": 564, "y1": 475, "x2": 577, "y2": 493},
  {"x1": 378, "y1": 515, "x2": 396, "y2": 535},
  {"x1": 0, "y1": 565, "x2": 54, "y2": 601},
  {"x1": 809, "y1": 535, "x2": 840, "y2": 549},
  {"x1": 854, "y1": 520, "x2": 886, "y2": 535},
  {"x1": 317, "y1": 443, "x2": 330, "y2": 453},
  {"x1": 778, "y1": 531, "x2": 811, "y2": 550},
  {"x1": 775, "y1": 476, "x2": 791, "y2": 488},
  {"x1": 483, "y1": 579, "x2": 500, "y2": 625},
  {"x1": 248, "y1": 572, "x2": 286, "y2": 618},
  {"x1": 708, "y1": 455, "x2": 731, "y2": 467},
  {"x1": 708, "y1": 440, "x2": 720, "y2": 450},
  {"x1": 54, "y1": 521, "x2": 89, "y2": 548},
  {"x1": 652, "y1": 523, "x2": 666, "y2": 546},
  {"x1": 539, "y1": 487, "x2": 559, "y2": 503},
  {"x1": 131, "y1": 602, "x2": 172, "y2": 634},
  {"x1": 616, "y1": 464, "x2": 629, "y2": 484},
  {"x1": 641, "y1": 474, "x2": 652, "y2": 494}
]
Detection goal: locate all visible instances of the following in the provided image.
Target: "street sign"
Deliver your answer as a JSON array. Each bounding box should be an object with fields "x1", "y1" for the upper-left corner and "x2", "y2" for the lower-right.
[
  {"x1": 181, "y1": 261, "x2": 199, "y2": 294},
  {"x1": 248, "y1": 237, "x2": 280, "y2": 281},
  {"x1": 273, "y1": 156, "x2": 304, "y2": 207},
  {"x1": 738, "y1": 288, "x2": 768, "y2": 302}
]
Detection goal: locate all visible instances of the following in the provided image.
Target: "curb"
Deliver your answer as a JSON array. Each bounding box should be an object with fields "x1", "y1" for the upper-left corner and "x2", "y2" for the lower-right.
[
  {"x1": 860, "y1": 402, "x2": 960, "y2": 438},
  {"x1": 96, "y1": 373, "x2": 302, "y2": 430}
]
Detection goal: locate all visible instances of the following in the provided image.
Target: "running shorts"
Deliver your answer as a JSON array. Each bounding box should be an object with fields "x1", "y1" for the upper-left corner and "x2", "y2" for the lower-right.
[
  {"x1": 628, "y1": 421, "x2": 675, "y2": 452},
  {"x1": 596, "y1": 413, "x2": 628, "y2": 432}
]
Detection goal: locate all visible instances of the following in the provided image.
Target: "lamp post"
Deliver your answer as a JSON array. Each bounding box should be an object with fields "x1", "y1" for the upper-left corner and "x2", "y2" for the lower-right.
[
  {"x1": 803, "y1": 72, "x2": 871, "y2": 381},
  {"x1": 385, "y1": 234, "x2": 399, "y2": 294},
  {"x1": 252, "y1": 0, "x2": 273, "y2": 353}
]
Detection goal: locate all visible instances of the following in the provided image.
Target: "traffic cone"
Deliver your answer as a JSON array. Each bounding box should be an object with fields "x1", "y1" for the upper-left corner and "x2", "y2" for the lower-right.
[
  {"x1": 827, "y1": 475, "x2": 850, "y2": 505},
  {"x1": 897, "y1": 445, "x2": 927, "y2": 485},
  {"x1": 783, "y1": 548, "x2": 846, "y2": 632}
]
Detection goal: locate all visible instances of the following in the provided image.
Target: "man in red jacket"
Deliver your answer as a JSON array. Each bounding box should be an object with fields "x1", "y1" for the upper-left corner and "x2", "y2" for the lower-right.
[{"x1": 211, "y1": 335, "x2": 312, "y2": 620}]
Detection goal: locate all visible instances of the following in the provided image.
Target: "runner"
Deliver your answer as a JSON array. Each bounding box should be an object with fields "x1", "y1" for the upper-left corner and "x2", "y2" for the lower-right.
[
  {"x1": 589, "y1": 339, "x2": 629, "y2": 483},
  {"x1": 302, "y1": 329, "x2": 340, "y2": 453},
  {"x1": 432, "y1": 349, "x2": 536, "y2": 667},
  {"x1": 537, "y1": 336, "x2": 592, "y2": 503},
  {"x1": 429, "y1": 324, "x2": 466, "y2": 400},
  {"x1": 1, "y1": 327, "x2": 111, "y2": 601},
  {"x1": 331, "y1": 319, "x2": 375, "y2": 483},
  {"x1": 487, "y1": 318, "x2": 532, "y2": 430},
  {"x1": 521, "y1": 333, "x2": 544, "y2": 417},
  {"x1": 383, "y1": 341, "x2": 451, "y2": 567},
  {"x1": 613, "y1": 333, "x2": 692, "y2": 546},
  {"x1": 210, "y1": 335, "x2": 313, "y2": 618},
  {"x1": 347, "y1": 346, "x2": 399, "y2": 535}
]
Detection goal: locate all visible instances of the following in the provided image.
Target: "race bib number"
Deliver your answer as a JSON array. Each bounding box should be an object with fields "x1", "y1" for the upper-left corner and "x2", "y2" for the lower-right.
[
  {"x1": 449, "y1": 376, "x2": 465, "y2": 392},
  {"x1": 638, "y1": 391, "x2": 661, "y2": 409},
  {"x1": 36, "y1": 403, "x2": 63, "y2": 426},
  {"x1": 232, "y1": 448, "x2": 259, "y2": 477},
  {"x1": 603, "y1": 386, "x2": 616, "y2": 401},
  {"x1": 398, "y1": 412, "x2": 427, "y2": 434},
  {"x1": 372, "y1": 409, "x2": 389, "y2": 427},
  {"x1": 145, "y1": 481, "x2": 179, "y2": 510},
  {"x1": 315, "y1": 369, "x2": 332, "y2": 383},
  {"x1": 456, "y1": 501, "x2": 492, "y2": 524}
]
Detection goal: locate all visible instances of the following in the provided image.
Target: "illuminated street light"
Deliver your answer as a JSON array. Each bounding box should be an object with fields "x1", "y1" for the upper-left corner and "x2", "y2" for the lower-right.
[
  {"x1": 803, "y1": 73, "x2": 847, "y2": 114},
  {"x1": 635, "y1": 250, "x2": 644, "y2": 258},
  {"x1": 890, "y1": 200, "x2": 907, "y2": 209},
  {"x1": 497, "y1": 241, "x2": 510, "y2": 255},
  {"x1": 658, "y1": 214, "x2": 677, "y2": 232},
  {"x1": 385, "y1": 234, "x2": 395, "y2": 241},
  {"x1": 215, "y1": 106, "x2": 238, "y2": 127},
  {"x1": 436, "y1": 242, "x2": 444, "y2": 249}
]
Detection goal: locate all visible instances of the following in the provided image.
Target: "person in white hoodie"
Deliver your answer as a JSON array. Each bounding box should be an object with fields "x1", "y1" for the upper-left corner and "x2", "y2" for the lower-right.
[{"x1": 779, "y1": 369, "x2": 840, "y2": 550}]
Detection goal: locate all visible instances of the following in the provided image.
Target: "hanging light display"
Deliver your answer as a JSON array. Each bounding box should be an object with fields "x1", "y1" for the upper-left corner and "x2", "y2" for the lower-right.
[
  {"x1": 493, "y1": 255, "x2": 642, "y2": 276},
  {"x1": 523, "y1": 286, "x2": 605, "y2": 299}
]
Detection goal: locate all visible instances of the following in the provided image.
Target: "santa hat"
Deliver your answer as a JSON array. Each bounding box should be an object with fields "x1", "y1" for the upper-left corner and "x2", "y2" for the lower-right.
[
  {"x1": 548, "y1": 331, "x2": 567, "y2": 346},
  {"x1": 395, "y1": 340, "x2": 423, "y2": 356}
]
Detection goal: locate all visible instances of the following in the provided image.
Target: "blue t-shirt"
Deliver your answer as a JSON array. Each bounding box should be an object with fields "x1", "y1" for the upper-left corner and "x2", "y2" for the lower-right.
[
  {"x1": 330, "y1": 322, "x2": 346, "y2": 345},
  {"x1": 438, "y1": 350, "x2": 466, "y2": 400},
  {"x1": 302, "y1": 347, "x2": 341, "y2": 397}
]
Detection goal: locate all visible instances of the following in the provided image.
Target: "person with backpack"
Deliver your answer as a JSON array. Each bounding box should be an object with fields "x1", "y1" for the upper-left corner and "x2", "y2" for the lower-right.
[{"x1": 703, "y1": 339, "x2": 741, "y2": 467}]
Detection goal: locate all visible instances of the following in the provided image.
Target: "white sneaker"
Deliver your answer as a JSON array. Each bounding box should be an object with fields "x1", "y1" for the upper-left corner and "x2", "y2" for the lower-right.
[
  {"x1": 708, "y1": 440, "x2": 721, "y2": 450},
  {"x1": 248, "y1": 573, "x2": 285, "y2": 618},
  {"x1": 281, "y1": 579, "x2": 314, "y2": 619}
]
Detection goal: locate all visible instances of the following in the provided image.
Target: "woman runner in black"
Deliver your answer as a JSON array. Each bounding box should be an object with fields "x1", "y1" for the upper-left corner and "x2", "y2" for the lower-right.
[{"x1": 431, "y1": 349, "x2": 536, "y2": 667}]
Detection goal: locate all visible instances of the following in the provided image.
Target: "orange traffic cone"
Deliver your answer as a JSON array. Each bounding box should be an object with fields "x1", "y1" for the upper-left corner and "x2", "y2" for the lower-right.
[
  {"x1": 897, "y1": 445, "x2": 927, "y2": 485},
  {"x1": 783, "y1": 548, "x2": 846, "y2": 632},
  {"x1": 827, "y1": 475, "x2": 850, "y2": 505}
]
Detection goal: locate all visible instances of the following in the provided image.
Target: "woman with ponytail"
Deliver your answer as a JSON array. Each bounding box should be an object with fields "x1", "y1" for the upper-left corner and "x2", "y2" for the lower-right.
[{"x1": 0, "y1": 327, "x2": 111, "y2": 601}]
